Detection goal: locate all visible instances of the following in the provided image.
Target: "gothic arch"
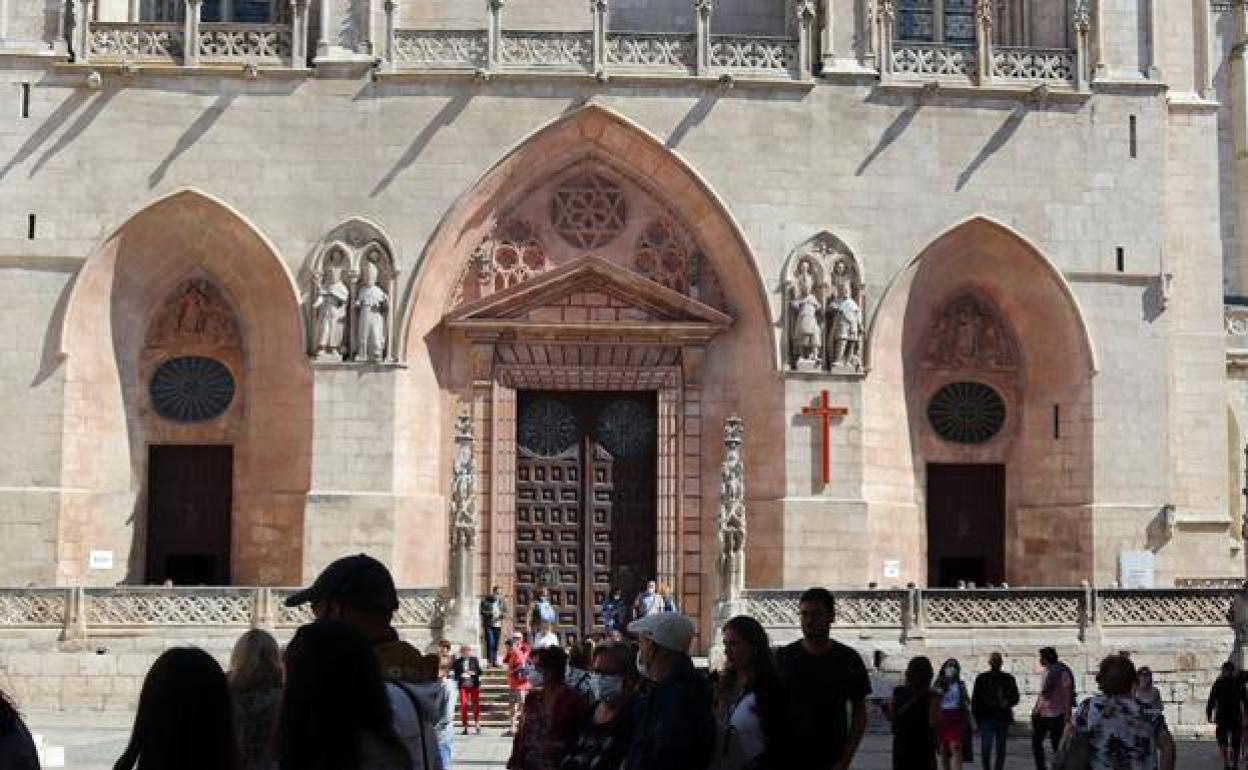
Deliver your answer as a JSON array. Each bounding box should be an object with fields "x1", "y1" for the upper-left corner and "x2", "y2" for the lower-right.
[
  {"x1": 305, "y1": 218, "x2": 401, "y2": 362},
  {"x1": 863, "y1": 215, "x2": 1097, "y2": 587},
  {"x1": 58, "y1": 188, "x2": 311, "y2": 585}
]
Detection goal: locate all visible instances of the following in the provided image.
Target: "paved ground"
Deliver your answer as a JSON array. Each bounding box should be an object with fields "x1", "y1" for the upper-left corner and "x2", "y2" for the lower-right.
[{"x1": 24, "y1": 710, "x2": 1234, "y2": 770}]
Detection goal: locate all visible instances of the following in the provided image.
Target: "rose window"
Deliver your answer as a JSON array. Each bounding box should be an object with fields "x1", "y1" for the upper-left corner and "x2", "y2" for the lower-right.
[
  {"x1": 149, "y1": 356, "x2": 236, "y2": 423},
  {"x1": 595, "y1": 398, "x2": 655, "y2": 458},
  {"x1": 518, "y1": 399, "x2": 580, "y2": 458},
  {"x1": 927, "y1": 382, "x2": 1006, "y2": 445},
  {"x1": 550, "y1": 173, "x2": 627, "y2": 249}
]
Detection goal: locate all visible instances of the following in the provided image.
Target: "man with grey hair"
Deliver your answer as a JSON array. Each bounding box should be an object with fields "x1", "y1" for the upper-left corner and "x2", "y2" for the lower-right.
[{"x1": 624, "y1": 613, "x2": 714, "y2": 770}]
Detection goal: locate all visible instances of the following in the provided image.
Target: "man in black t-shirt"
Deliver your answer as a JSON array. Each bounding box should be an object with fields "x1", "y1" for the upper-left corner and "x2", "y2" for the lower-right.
[
  {"x1": 972, "y1": 652, "x2": 1020, "y2": 770},
  {"x1": 775, "y1": 587, "x2": 871, "y2": 770}
]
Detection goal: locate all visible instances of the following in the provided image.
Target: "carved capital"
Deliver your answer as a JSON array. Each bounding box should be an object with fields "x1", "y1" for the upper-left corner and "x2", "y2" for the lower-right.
[
  {"x1": 796, "y1": 0, "x2": 816, "y2": 22},
  {"x1": 694, "y1": 0, "x2": 713, "y2": 18},
  {"x1": 488, "y1": 0, "x2": 504, "y2": 9},
  {"x1": 975, "y1": 0, "x2": 992, "y2": 26},
  {"x1": 877, "y1": 0, "x2": 895, "y2": 21},
  {"x1": 1071, "y1": 0, "x2": 1091, "y2": 32},
  {"x1": 591, "y1": 0, "x2": 608, "y2": 12}
]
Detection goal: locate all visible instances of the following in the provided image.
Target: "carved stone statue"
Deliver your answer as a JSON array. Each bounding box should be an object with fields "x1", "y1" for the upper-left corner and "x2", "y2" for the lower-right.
[
  {"x1": 312, "y1": 268, "x2": 350, "y2": 360},
  {"x1": 354, "y1": 262, "x2": 389, "y2": 363},
  {"x1": 718, "y1": 415, "x2": 746, "y2": 602},
  {"x1": 827, "y1": 282, "x2": 863, "y2": 370},
  {"x1": 145, "y1": 279, "x2": 240, "y2": 349},
  {"x1": 787, "y1": 258, "x2": 824, "y2": 370},
  {"x1": 924, "y1": 293, "x2": 1018, "y2": 371},
  {"x1": 451, "y1": 414, "x2": 477, "y2": 550}
]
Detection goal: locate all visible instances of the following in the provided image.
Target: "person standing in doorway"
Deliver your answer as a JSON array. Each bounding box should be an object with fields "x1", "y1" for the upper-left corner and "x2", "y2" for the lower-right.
[
  {"x1": 481, "y1": 586, "x2": 508, "y2": 667},
  {"x1": 534, "y1": 623, "x2": 560, "y2": 650},
  {"x1": 971, "y1": 652, "x2": 1019, "y2": 770},
  {"x1": 775, "y1": 587, "x2": 870, "y2": 770},
  {"x1": 531, "y1": 589, "x2": 558, "y2": 634},
  {"x1": 886, "y1": 656, "x2": 937, "y2": 770},
  {"x1": 1031, "y1": 646, "x2": 1074, "y2": 770},
  {"x1": 657, "y1": 582, "x2": 679, "y2": 613},
  {"x1": 632, "y1": 580, "x2": 662, "y2": 619},
  {"x1": 453, "y1": 645, "x2": 483, "y2": 736},
  {"x1": 600, "y1": 588, "x2": 626, "y2": 640},
  {"x1": 1208, "y1": 661, "x2": 1246, "y2": 770}
]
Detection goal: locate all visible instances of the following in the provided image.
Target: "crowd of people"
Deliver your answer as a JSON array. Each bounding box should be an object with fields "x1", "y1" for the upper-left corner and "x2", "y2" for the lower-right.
[{"x1": 0, "y1": 561, "x2": 1224, "y2": 770}]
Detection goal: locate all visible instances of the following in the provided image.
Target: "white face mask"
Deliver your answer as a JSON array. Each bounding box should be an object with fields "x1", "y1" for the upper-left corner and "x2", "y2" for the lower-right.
[
  {"x1": 944, "y1": 666, "x2": 958, "y2": 679},
  {"x1": 592, "y1": 674, "x2": 626, "y2": 703},
  {"x1": 635, "y1": 650, "x2": 649, "y2": 679},
  {"x1": 528, "y1": 670, "x2": 546, "y2": 688}
]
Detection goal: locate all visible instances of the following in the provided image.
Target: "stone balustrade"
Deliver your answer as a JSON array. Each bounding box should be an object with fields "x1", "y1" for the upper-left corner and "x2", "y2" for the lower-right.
[
  {"x1": 88, "y1": 22, "x2": 185, "y2": 63},
  {"x1": 991, "y1": 46, "x2": 1078, "y2": 84},
  {"x1": 197, "y1": 23, "x2": 293, "y2": 65}
]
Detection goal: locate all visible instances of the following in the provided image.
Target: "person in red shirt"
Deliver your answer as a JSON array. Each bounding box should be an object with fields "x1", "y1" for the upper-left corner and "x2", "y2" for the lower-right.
[
  {"x1": 504, "y1": 631, "x2": 532, "y2": 736},
  {"x1": 507, "y1": 646, "x2": 590, "y2": 770},
  {"x1": 453, "y1": 644, "x2": 484, "y2": 735}
]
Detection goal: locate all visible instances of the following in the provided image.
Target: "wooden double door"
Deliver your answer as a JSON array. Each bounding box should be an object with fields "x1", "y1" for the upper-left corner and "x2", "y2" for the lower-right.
[
  {"x1": 926, "y1": 463, "x2": 1005, "y2": 587},
  {"x1": 515, "y1": 392, "x2": 657, "y2": 644},
  {"x1": 146, "y1": 445, "x2": 233, "y2": 585}
]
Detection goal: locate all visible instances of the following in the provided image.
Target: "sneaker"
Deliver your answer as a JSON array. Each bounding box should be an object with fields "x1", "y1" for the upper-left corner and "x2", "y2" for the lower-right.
[
  {"x1": 461, "y1": 728, "x2": 469, "y2": 736},
  {"x1": 475, "y1": 727, "x2": 482, "y2": 735}
]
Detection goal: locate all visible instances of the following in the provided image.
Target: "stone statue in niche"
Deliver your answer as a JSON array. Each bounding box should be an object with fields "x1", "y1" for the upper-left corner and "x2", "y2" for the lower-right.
[
  {"x1": 718, "y1": 415, "x2": 746, "y2": 602},
  {"x1": 450, "y1": 413, "x2": 477, "y2": 550},
  {"x1": 354, "y1": 260, "x2": 389, "y2": 363},
  {"x1": 783, "y1": 235, "x2": 864, "y2": 374},
  {"x1": 312, "y1": 259, "x2": 351, "y2": 361},
  {"x1": 787, "y1": 257, "x2": 825, "y2": 370},
  {"x1": 924, "y1": 293, "x2": 1017, "y2": 371},
  {"x1": 145, "y1": 279, "x2": 240, "y2": 349}
]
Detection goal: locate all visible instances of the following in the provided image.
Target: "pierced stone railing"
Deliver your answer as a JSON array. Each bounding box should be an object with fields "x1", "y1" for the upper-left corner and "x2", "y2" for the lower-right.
[
  {"x1": 392, "y1": 29, "x2": 487, "y2": 69},
  {"x1": 605, "y1": 32, "x2": 696, "y2": 73},
  {"x1": 87, "y1": 22, "x2": 185, "y2": 63},
  {"x1": 708, "y1": 35, "x2": 799, "y2": 77},
  {"x1": 1098, "y1": 589, "x2": 1236, "y2": 627},
  {"x1": 923, "y1": 588, "x2": 1083, "y2": 627},
  {"x1": 499, "y1": 30, "x2": 593, "y2": 71},
  {"x1": 0, "y1": 586, "x2": 443, "y2": 639},
  {"x1": 991, "y1": 46, "x2": 1076, "y2": 84},
  {"x1": 198, "y1": 23, "x2": 292, "y2": 65},
  {"x1": 891, "y1": 41, "x2": 976, "y2": 79}
]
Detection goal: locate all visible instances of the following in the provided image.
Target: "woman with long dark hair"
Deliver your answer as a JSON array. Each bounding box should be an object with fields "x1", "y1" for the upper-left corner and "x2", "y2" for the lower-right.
[
  {"x1": 0, "y1": 686, "x2": 41, "y2": 770},
  {"x1": 886, "y1": 656, "x2": 937, "y2": 770},
  {"x1": 932, "y1": 657, "x2": 973, "y2": 770},
  {"x1": 113, "y1": 647, "x2": 237, "y2": 770},
  {"x1": 275, "y1": 619, "x2": 412, "y2": 770},
  {"x1": 710, "y1": 615, "x2": 787, "y2": 770},
  {"x1": 227, "y1": 629, "x2": 283, "y2": 770}
]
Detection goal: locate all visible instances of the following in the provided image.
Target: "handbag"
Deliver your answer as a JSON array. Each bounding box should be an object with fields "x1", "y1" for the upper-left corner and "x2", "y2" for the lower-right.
[{"x1": 1051, "y1": 729, "x2": 1092, "y2": 770}]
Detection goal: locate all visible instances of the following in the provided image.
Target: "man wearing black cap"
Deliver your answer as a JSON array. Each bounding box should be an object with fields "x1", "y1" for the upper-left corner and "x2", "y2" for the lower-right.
[{"x1": 286, "y1": 553, "x2": 448, "y2": 770}]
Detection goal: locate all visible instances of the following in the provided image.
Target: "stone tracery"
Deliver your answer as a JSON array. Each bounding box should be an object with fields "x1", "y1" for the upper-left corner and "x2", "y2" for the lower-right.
[{"x1": 549, "y1": 172, "x2": 627, "y2": 249}]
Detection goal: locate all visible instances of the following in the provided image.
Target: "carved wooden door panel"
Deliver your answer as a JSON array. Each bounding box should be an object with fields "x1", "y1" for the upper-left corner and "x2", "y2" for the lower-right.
[{"x1": 515, "y1": 394, "x2": 656, "y2": 644}]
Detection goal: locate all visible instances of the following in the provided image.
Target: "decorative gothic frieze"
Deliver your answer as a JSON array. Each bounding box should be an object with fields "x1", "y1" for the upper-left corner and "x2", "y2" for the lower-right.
[
  {"x1": 307, "y1": 220, "x2": 400, "y2": 364},
  {"x1": 782, "y1": 233, "x2": 864, "y2": 374},
  {"x1": 923, "y1": 292, "x2": 1018, "y2": 372},
  {"x1": 145, "y1": 279, "x2": 241, "y2": 350}
]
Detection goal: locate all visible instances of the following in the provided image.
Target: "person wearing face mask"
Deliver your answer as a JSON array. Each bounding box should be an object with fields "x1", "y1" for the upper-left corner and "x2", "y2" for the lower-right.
[
  {"x1": 508, "y1": 646, "x2": 590, "y2": 770},
  {"x1": 931, "y1": 658, "x2": 973, "y2": 770},
  {"x1": 624, "y1": 612, "x2": 714, "y2": 770},
  {"x1": 561, "y1": 642, "x2": 641, "y2": 770}
]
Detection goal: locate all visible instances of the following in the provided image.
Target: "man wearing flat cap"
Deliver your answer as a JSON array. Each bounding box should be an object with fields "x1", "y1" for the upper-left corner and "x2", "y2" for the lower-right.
[
  {"x1": 623, "y1": 612, "x2": 714, "y2": 770},
  {"x1": 286, "y1": 553, "x2": 448, "y2": 770}
]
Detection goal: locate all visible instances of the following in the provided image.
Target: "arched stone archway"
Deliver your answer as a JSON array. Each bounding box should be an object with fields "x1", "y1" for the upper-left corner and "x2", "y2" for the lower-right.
[
  {"x1": 866, "y1": 216, "x2": 1096, "y2": 587},
  {"x1": 395, "y1": 104, "x2": 781, "y2": 647},
  {"x1": 58, "y1": 189, "x2": 311, "y2": 585}
]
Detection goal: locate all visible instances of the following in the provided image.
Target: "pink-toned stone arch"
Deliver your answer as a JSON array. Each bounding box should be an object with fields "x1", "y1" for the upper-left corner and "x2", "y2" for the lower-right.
[
  {"x1": 393, "y1": 103, "x2": 783, "y2": 634},
  {"x1": 58, "y1": 188, "x2": 312, "y2": 586},
  {"x1": 865, "y1": 216, "x2": 1097, "y2": 587}
]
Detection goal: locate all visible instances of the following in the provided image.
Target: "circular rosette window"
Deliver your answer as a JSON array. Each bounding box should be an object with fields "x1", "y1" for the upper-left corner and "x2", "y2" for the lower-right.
[
  {"x1": 927, "y1": 382, "x2": 1006, "y2": 445},
  {"x1": 595, "y1": 398, "x2": 655, "y2": 458},
  {"x1": 518, "y1": 399, "x2": 580, "y2": 458},
  {"x1": 149, "y1": 356, "x2": 236, "y2": 423}
]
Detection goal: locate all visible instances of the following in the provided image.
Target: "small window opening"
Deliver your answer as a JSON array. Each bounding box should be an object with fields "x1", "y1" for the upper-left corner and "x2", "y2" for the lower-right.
[
  {"x1": 27, "y1": 214, "x2": 36, "y2": 240},
  {"x1": 20, "y1": 83, "x2": 30, "y2": 119},
  {"x1": 1053, "y1": 404, "x2": 1061, "y2": 440},
  {"x1": 1116, "y1": 247, "x2": 1125, "y2": 273},
  {"x1": 1129, "y1": 115, "x2": 1138, "y2": 158}
]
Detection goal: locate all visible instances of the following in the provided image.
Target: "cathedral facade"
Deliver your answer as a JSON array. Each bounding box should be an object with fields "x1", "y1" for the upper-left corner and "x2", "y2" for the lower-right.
[{"x1": 0, "y1": 0, "x2": 1245, "y2": 643}]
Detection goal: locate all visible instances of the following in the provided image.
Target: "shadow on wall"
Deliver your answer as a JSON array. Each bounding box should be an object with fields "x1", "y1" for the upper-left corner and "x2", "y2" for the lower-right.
[
  {"x1": 149, "y1": 93, "x2": 237, "y2": 188},
  {"x1": 370, "y1": 91, "x2": 474, "y2": 197}
]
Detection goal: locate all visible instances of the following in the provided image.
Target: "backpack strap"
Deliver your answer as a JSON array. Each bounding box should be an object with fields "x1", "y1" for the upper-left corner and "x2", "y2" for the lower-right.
[{"x1": 391, "y1": 680, "x2": 434, "y2": 770}]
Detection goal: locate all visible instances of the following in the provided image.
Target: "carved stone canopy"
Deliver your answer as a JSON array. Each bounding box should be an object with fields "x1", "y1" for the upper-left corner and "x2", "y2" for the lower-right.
[
  {"x1": 923, "y1": 292, "x2": 1019, "y2": 372},
  {"x1": 307, "y1": 219, "x2": 401, "y2": 363},
  {"x1": 782, "y1": 232, "x2": 865, "y2": 374}
]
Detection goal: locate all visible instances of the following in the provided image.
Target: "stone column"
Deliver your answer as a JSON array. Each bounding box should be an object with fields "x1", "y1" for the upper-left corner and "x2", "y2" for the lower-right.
[
  {"x1": 382, "y1": 0, "x2": 396, "y2": 70},
  {"x1": 974, "y1": 0, "x2": 992, "y2": 85},
  {"x1": 1092, "y1": 0, "x2": 1106, "y2": 78},
  {"x1": 710, "y1": 415, "x2": 746, "y2": 668},
  {"x1": 694, "y1": 0, "x2": 712, "y2": 76},
  {"x1": 1072, "y1": 0, "x2": 1090, "y2": 93},
  {"x1": 861, "y1": 0, "x2": 875, "y2": 70},
  {"x1": 357, "y1": 0, "x2": 373, "y2": 55},
  {"x1": 487, "y1": 0, "x2": 504, "y2": 71},
  {"x1": 591, "y1": 0, "x2": 607, "y2": 76},
  {"x1": 128, "y1": 0, "x2": 139, "y2": 21},
  {"x1": 818, "y1": 0, "x2": 832, "y2": 71},
  {"x1": 183, "y1": 0, "x2": 202, "y2": 66},
  {"x1": 290, "y1": 0, "x2": 308, "y2": 67},
  {"x1": 443, "y1": 413, "x2": 482, "y2": 646},
  {"x1": 221, "y1": 0, "x2": 233, "y2": 21},
  {"x1": 1196, "y1": 0, "x2": 1213, "y2": 99},
  {"x1": 876, "y1": 0, "x2": 894, "y2": 80},
  {"x1": 72, "y1": 0, "x2": 95, "y2": 63},
  {"x1": 1144, "y1": 0, "x2": 1161, "y2": 79},
  {"x1": 316, "y1": 0, "x2": 329, "y2": 57},
  {"x1": 797, "y1": 1, "x2": 816, "y2": 79}
]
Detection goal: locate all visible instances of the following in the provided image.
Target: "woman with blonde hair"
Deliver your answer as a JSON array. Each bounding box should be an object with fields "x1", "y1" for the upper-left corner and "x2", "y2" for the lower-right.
[{"x1": 228, "y1": 629, "x2": 283, "y2": 770}]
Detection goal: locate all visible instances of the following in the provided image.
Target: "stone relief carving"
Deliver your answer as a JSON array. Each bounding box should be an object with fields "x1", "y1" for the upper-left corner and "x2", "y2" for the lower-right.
[
  {"x1": 924, "y1": 292, "x2": 1018, "y2": 371},
  {"x1": 783, "y1": 233, "x2": 864, "y2": 373},
  {"x1": 549, "y1": 171, "x2": 627, "y2": 249},
  {"x1": 450, "y1": 413, "x2": 477, "y2": 550},
  {"x1": 718, "y1": 415, "x2": 746, "y2": 602},
  {"x1": 308, "y1": 220, "x2": 400, "y2": 363},
  {"x1": 145, "y1": 279, "x2": 240, "y2": 349},
  {"x1": 635, "y1": 218, "x2": 696, "y2": 295}
]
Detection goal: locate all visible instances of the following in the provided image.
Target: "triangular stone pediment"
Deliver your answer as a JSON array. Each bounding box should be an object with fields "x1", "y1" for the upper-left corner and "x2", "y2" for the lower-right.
[{"x1": 446, "y1": 257, "x2": 732, "y2": 340}]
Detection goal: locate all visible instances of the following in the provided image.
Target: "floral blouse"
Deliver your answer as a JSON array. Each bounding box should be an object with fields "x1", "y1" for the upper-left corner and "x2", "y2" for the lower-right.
[{"x1": 1073, "y1": 694, "x2": 1168, "y2": 770}]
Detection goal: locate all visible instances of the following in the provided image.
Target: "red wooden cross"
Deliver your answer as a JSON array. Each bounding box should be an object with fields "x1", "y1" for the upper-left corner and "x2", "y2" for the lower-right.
[{"x1": 799, "y1": 390, "x2": 849, "y2": 487}]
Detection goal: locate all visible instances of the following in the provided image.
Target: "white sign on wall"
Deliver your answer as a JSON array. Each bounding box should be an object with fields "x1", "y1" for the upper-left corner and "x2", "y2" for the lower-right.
[
  {"x1": 882, "y1": 560, "x2": 901, "y2": 579},
  {"x1": 1118, "y1": 550, "x2": 1156, "y2": 588},
  {"x1": 88, "y1": 550, "x2": 114, "y2": 570}
]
